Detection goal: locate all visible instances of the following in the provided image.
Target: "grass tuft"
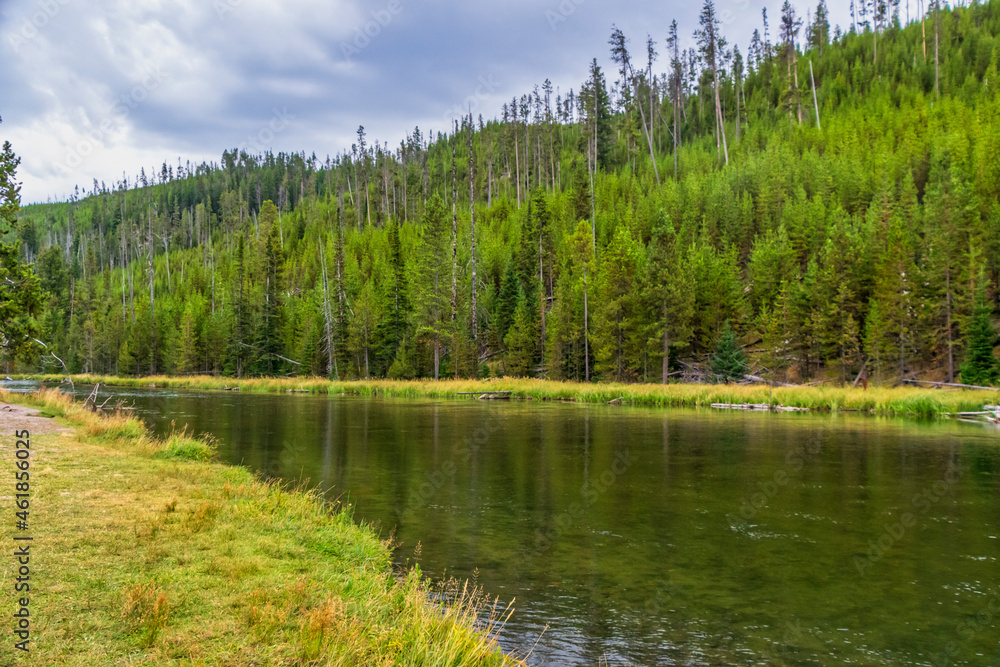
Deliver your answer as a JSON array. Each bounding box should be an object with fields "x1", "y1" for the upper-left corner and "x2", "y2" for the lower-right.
[
  {"x1": 122, "y1": 581, "x2": 170, "y2": 647},
  {"x1": 157, "y1": 433, "x2": 217, "y2": 462}
]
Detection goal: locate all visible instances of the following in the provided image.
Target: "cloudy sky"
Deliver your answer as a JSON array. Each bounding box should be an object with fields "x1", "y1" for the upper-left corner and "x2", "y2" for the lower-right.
[{"x1": 1, "y1": 0, "x2": 856, "y2": 204}]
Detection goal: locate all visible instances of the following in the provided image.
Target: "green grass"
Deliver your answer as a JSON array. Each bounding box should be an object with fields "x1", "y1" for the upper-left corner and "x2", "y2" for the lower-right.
[
  {"x1": 0, "y1": 388, "x2": 521, "y2": 666},
  {"x1": 20, "y1": 373, "x2": 1000, "y2": 418}
]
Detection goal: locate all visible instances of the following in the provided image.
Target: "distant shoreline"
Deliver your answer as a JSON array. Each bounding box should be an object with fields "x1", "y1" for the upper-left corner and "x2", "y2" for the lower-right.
[{"x1": 14, "y1": 373, "x2": 1000, "y2": 419}]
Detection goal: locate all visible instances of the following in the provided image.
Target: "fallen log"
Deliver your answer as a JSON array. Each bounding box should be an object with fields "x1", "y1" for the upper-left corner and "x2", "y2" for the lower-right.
[
  {"x1": 903, "y1": 379, "x2": 1000, "y2": 391},
  {"x1": 711, "y1": 403, "x2": 810, "y2": 413},
  {"x1": 456, "y1": 391, "x2": 512, "y2": 400}
]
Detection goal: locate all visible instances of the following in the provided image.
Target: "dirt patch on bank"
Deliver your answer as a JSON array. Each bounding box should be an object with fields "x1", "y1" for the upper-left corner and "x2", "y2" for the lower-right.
[{"x1": 0, "y1": 401, "x2": 74, "y2": 435}]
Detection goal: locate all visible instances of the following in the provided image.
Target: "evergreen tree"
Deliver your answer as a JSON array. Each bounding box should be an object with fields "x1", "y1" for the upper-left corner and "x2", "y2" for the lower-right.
[
  {"x1": 376, "y1": 217, "x2": 411, "y2": 373},
  {"x1": 0, "y1": 139, "x2": 42, "y2": 367},
  {"x1": 810, "y1": 0, "x2": 830, "y2": 55},
  {"x1": 959, "y1": 286, "x2": 999, "y2": 386},
  {"x1": 593, "y1": 225, "x2": 641, "y2": 381},
  {"x1": 503, "y1": 289, "x2": 538, "y2": 376},
  {"x1": 254, "y1": 204, "x2": 285, "y2": 375},
  {"x1": 710, "y1": 320, "x2": 749, "y2": 383},
  {"x1": 414, "y1": 194, "x2": 449, "y2": 379}
]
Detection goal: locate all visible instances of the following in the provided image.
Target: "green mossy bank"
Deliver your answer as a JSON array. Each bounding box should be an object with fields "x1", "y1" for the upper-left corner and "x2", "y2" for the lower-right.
[{"x1": 0, "y1": 388, "x2": 519, "y2": 666}]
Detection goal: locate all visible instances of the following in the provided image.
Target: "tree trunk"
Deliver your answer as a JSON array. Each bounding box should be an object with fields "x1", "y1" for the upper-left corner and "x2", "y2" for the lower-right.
[
  {"x1": 946, "y1": 268, "x2": 954, "y2": 382},
  {"x1": 539, "y1": 233, "x2": 546, "y2": 358},
  {"x1": 148, "y1": 210, "x2": 155, "y2": 375},
  {"x1": 922, "y1": 0, "x2": 926, "y2": 59},
  {"x1": 451, "y1": 126, "x2": 458, "y2": 326},
  {"x1": 794, "y1": 57, "x2": 803, "y2": 124},
  {"x1": 583, "y1": 264, "x2": 590, "y2": 382},
  {"x1": 713, "y1": 55, "x2": 730, "y2": 165},
  {"x1": 934, "y1": 3, "x2": 940, "y2": 98},
  {"x1": 320, "y1": 244, "x2": 336, "y2": 378},
  {"x1": 513, "y1": 114, "x2": 521, "y2": 206},
  {"x1": 674, "y1": 77, "x2": 680, "y2": 178},
  {"x1": 592, "y1": 93, "x2": 598, "y2": 255},
  {"x1": 810, "y1": 60, "x2": 821, "y2": 129},
  {"x1": 631, "y1": 69, "x2": 661, "y2": 184},
  {"x1": 662, "y1": 317, "x2": 670, "y2": 384},
  {"x1": 434, "y1": 257, "x2": 441, "y2": 381},
  {"x1": 873, "y1": 18, "x2": 878, "y2": 64},
  {"x1": 162, "y1": 235, "x2": 170, "y2": 290},
  {"x1": 736, "y1": 70, "x2": 741, "y2": 142},
  {"x1": 468, "y1": 116, "x2": 478, "y2": 374}
]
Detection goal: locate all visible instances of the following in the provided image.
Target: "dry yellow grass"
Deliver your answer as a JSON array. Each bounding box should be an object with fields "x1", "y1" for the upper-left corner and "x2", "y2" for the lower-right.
[{"x1": 23, "y1": 373, "x2": 1000, "y2": 417}]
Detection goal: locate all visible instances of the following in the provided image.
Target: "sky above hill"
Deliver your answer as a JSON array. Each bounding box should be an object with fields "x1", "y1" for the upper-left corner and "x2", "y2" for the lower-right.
[{"x1": 0, "y1": 0, "x2": 859, "y2": 203}]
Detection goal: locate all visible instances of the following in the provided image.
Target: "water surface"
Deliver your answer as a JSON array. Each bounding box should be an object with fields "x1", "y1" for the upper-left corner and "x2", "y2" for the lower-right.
[{"x1": 32, "y1": 384, "x2": 1000, "y2": 665}]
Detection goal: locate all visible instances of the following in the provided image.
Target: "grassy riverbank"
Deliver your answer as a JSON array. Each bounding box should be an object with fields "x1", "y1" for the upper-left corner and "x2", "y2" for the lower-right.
[
  {"x1": 0, "y1": 388, "x2": 519, "y2": 666},
  {"x1": 20, "y1": 373, "x2": 1000, "y2": 418}
]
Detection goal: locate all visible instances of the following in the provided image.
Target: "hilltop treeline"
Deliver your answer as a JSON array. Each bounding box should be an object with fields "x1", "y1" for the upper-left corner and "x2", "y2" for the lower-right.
[{"x1": 11, "y1": 1, "x2": 1000, "y2": 384}]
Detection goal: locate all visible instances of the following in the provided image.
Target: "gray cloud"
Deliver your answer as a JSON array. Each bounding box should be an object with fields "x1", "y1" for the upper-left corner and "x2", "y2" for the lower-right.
[{"x1": 1, "y1": 0, "x2": 853, "y2": 203}]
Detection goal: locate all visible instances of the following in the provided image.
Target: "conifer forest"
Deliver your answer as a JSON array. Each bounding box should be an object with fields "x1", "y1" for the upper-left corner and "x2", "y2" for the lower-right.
[{"x1": 9, "y1": 1, "x2": 1000, "y2": 387}]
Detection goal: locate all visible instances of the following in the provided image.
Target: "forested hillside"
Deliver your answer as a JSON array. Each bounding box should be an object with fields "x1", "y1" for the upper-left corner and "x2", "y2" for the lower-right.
[{"x1": 10, "y1": 1, "x2": 1000, "y2": 385}]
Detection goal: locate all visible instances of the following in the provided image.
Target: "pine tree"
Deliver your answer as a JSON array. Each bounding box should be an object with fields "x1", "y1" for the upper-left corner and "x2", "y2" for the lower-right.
[
  {"x1": 710, "y1": 320, "x2": 749, "y2": 383},
  {"x1": 0, "y1": 139, "x2": 43, "y2": 367},
  {"x1": 414, "y1": 194, "x2": 449, "y2": 379},
  {"x1": 254, "y1": 205, "x2": 285, "y2": 375},
  {"x1": 695, "y1": 1, "x2": 730, "y2": 165},
  {"x1": 811, "y1": 0, "x2": 830, "y2": 55},
  {"x1": 503, "y1": 290, "x2": 538, "y2": 376},
  {"x1": 667, "y1": 20, "x2": 684, "y2": 178},
  {"x1": 780, "y1": 0, "x2": 804, "y2": 124},
  {"x1": 959, "y1": 286, "x2": 999, "y2": 386},
  {"x1": 225, "y1": 233, "x2": 252, "y2": 377},
  {"x1": 593, "y1": 225, "x2": 641, "y2": 381},
  {"x1": 376, "y1": 217, "x2": 411, "y2": 373}
]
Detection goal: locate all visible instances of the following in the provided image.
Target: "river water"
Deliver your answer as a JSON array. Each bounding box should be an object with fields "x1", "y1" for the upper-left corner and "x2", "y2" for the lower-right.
[{"x1": 24, "y1": 384, "x2": 1000, "y2": 664}]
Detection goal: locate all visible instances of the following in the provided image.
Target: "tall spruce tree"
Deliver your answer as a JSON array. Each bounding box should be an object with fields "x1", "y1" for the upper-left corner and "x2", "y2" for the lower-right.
[
  {"x1": 959, "y1": 285, "x2": 999, "y2": 386},
  {"x1": 0, "y1": 139, "x2": 42, "y2": 368},
  {"x1": 710, "y1": 320, "x2": 749, "y2": 383}
]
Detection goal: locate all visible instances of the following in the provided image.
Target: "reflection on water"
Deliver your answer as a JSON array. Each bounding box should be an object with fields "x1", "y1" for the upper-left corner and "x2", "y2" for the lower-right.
[{"x1": 7, "y1": 380, "x2": 1000, "y2": 665}]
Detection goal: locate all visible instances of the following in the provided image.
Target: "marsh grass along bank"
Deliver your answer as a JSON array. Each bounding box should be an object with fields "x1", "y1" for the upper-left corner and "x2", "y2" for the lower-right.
[
  {"x1": 0, "y1": 388, "x2": 519, "y2": 666},
  {"x1": 22, "y1": 373, "x2": 1000, "y2": 418}
]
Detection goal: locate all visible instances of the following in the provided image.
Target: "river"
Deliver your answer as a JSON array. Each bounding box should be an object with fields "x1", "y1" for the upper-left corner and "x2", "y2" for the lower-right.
[{"x1": 24, "y1": 384, "x2": 1000, "y2": 665}]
